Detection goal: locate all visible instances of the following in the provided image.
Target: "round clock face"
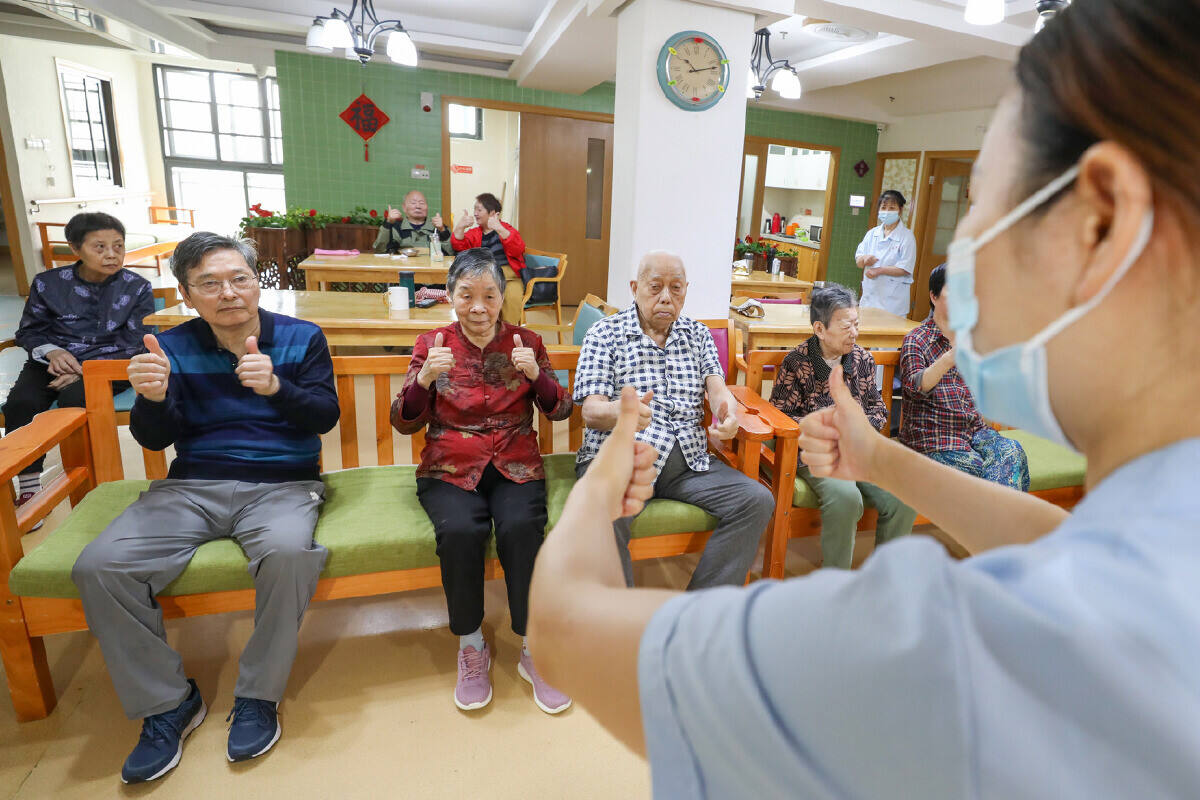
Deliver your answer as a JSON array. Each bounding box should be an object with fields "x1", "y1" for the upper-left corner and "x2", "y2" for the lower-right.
[{"x1": 657, "y1": 31, "x2": 730, "y2": 111}]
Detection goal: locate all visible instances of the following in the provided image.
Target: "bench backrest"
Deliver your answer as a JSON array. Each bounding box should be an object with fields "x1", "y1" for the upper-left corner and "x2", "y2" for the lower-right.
[
  {"x1": 82, "y1": 352, "x2": 584, "y2": 483},
  {"x1": 742, "y1": 348, "x2": 901, "y2": 437}
]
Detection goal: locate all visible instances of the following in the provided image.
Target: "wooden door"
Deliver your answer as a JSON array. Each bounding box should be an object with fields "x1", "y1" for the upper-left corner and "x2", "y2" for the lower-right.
[
  {"x1": 911, "y1": 159, "x2": 972, "y2": 321},
  {"x1": 518, "y1": 113, "x2": 613, "y2": 305}
]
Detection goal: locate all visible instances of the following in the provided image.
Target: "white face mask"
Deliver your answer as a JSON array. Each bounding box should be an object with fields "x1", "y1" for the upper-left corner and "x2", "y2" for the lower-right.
[
  {"x1": 878, "y1": 210, "x2": 900, "y2": 227},
  {"x1": 946, "y1": 163, "x2": 1154, "y2": 450}
]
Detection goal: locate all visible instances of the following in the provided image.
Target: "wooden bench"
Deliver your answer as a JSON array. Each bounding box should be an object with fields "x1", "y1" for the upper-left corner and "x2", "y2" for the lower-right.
[
  {"x1": 736, "y1": 349, "x2": 1088, "y2": 579},
  {"x1": 0, "y1": 351, "x2": 783, "y2": 720}
]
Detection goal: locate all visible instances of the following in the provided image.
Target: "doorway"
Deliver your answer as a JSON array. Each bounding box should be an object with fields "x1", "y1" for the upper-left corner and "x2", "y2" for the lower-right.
[
  {"x1": 441, "y1": 99, "x2": 614, "y2": 307},
  {"x1": 910, "y1": 152, "x2": 976, "y2": 321}
]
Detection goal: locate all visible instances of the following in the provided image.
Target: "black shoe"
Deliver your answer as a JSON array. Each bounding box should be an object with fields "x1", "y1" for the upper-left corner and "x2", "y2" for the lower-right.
[
  {"x1": 121, "y1": 679, "x2": 206, "y2": 784},
  {"x1": 226, "y1": 697, "x2": 280, "y2": 762}
]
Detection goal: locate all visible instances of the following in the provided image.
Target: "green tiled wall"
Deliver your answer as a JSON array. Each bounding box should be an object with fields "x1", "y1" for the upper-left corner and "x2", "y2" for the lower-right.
[
  {"x1": 277, "y1": 51, "x2": 876, "y2": 288},
  {"x1": 276, "y1": 51, "x2": 614, "y2": 215},
  {"x1": 746, "y1": 107, "x2": 879, "y2": 290}
]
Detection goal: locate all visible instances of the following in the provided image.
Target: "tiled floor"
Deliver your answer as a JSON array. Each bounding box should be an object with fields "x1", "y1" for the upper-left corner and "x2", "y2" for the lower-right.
[{"x1": 0, "y1": 303, "x2": 962, "y2": 798}]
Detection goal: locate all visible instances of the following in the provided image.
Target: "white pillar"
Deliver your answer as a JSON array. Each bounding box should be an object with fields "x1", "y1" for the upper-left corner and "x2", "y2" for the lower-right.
[{"x1": 607, "y1": 0, "x2": 758, "y2": 317}]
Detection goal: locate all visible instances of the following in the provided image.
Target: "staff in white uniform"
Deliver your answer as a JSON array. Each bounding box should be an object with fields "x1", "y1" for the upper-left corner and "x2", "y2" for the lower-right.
[{"x1": 855, "y1": 189, "x2": 917, "y2": 316}]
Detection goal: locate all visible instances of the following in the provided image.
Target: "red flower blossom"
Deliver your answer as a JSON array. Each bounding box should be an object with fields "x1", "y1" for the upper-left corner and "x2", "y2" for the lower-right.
[
  {"x1": 309, "y1": 209, "x2": 317, "y2": 217},
  {"x1": 342, "y1": 217, "x2": 350, "y2": 223},
  {"x1": 369, "y1": 209, "x2": 378, "y2": 217}
]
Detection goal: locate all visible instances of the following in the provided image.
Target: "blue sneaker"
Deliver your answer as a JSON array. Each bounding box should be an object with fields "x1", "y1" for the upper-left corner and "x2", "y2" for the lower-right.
[
  {"x1": 226, "y1": 697, "x2": 281, "y2": 762},
  {"x1": 121, "y1": 679, "x2": 206, "y2": 784}
]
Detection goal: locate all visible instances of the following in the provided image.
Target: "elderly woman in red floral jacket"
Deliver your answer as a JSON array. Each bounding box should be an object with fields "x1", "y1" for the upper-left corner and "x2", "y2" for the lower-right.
[{"x1": 392, "y1": 248, "x2": 572, "y2": 716}]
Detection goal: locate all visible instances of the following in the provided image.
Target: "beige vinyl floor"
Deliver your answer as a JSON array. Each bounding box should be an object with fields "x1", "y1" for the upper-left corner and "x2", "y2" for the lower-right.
[{"x1": 0, "y1": 302, "x2": 961, "y2": 799}]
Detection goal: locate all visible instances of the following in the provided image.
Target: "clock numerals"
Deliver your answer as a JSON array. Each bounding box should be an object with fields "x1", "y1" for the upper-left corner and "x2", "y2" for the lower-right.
[{"x1": 660, "y1": 32, "x2": 727, "y2": 110}]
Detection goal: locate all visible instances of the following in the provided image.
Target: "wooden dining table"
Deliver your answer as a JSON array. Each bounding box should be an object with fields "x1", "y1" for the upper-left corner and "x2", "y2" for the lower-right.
[
  {"x1": 144, "y1": 289, "x2": 456, "y2": 347},
  {"x1": 731, "y1": 270, "x2": 813, "y2": 299},
  {"x1": 733, "y1": 303, "x2": 919, "y2": 351},
  {"x1": 298, "y1": 251, "x2": 450, "y2": 290}
]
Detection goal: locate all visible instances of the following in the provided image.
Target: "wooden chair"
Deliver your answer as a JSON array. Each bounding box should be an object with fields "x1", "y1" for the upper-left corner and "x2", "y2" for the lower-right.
[
  {"x1": 520, "y1": 249, "x2": 568, "y2": 339},
  {"x1": 525, "y1": 292, "x2": 615, "y2": 352}
]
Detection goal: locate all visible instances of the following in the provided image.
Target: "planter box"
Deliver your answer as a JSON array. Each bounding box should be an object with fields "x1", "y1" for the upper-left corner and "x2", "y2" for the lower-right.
[
  {"x1": 245, "y1": 226, "x2": 306, "y2": 289},
  {"x1": 307, "y1": 223, "x2": 379, "y2": 253}
]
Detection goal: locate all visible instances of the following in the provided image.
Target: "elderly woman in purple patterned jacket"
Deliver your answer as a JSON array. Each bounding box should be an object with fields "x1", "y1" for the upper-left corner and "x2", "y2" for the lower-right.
[{"x1": 4, "y1": 212, "x2": 153, "y2": 508}]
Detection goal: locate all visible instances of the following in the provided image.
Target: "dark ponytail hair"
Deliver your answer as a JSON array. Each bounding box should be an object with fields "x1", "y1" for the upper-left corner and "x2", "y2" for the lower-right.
[{"x1": 1015, "y1": 0, "x2": 1200, "y2": 211}]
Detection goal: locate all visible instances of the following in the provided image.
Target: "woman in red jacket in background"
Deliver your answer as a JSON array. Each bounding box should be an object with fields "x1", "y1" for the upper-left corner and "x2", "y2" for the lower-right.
[{"x1": 451, "y1": 192, "x2": 526, "y2": 325}]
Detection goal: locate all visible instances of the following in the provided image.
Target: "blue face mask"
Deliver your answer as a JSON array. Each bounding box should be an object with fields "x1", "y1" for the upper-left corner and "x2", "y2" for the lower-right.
[
  {"x1": 878, "y1": 210, "x2": 900, "y2": 227},
  {"x1": 946, "y1": 163, "x2": 1153, "y2": 450}
]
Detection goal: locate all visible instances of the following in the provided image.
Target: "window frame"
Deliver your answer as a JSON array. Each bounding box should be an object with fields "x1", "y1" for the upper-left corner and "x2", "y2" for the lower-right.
[
  {"x1": 447, "y1": 104, "x2": 483, "y2": 140},
  {"x1": 152, "y1": 64, "x2": 283, "y2": 215},
  {"x1": 55, "y1": 59, "x2": 123, "y2": 191}
]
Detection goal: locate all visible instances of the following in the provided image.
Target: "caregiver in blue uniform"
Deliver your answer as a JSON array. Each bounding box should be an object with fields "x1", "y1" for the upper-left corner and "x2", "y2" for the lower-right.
[{"x1": 526, "y1": 0, "x2": 1200, "y2": 797}]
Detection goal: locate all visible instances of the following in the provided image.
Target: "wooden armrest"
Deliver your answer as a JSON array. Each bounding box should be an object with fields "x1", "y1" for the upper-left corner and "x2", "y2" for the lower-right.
[
  {"x1": 705, "y1": 391, "x2": 773, "y2": 442},
  {"x1": 729, "y1": 386, "x2": 799, "y2": 438},
  {"x1": 0, "y1": 408, "x2": 88, "y2": 484},
  {"x1": 545, "y1": 344, "x2": 581, "y2": 353},
  {"x1": 0, "y1": 338, "x2": 16, "y2": 352},
  {"x1": 525, "y1": 322, "x2": 574, "y2": 333}
]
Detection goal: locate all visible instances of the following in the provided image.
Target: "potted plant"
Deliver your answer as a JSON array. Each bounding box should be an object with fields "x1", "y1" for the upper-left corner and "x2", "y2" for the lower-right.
[{"x1": 239, "y1": 206, "x2": 308, "y2": 289}]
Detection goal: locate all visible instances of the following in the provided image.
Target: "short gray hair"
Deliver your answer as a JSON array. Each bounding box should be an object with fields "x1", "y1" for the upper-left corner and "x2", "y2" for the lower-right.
[
  {"x1": 810, "y1": 284, "x2": 858, "y2": 328},
  {"x1": 447, "y1": 248, "x2": 505, "y2": 295},
  {"x1": 171, "y1": 232, "x2": 257, "y2": 287}
]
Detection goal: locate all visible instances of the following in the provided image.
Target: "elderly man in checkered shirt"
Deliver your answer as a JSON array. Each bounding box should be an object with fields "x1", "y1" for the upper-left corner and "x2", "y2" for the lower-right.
[{"x1": 573, "y1": 251, "x2": 774, "y2": 588}]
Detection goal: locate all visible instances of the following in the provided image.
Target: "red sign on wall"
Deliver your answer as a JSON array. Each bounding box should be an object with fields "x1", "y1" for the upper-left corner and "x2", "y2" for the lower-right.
[
  {"x1": 451, "y1": 164, "x2": 474, "y2": 174},
  {"x1": 339, "y1": 94, "x2": 390, "y2": 161}
]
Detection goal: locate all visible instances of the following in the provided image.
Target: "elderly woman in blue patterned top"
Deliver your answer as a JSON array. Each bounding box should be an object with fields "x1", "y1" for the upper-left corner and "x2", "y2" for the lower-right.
[
  {"x1": 573, "y1": 250, "x2": 773, "y2": 589},
  {"x1": 4, "y1": 212, "x2": 153, "y2": 507}
]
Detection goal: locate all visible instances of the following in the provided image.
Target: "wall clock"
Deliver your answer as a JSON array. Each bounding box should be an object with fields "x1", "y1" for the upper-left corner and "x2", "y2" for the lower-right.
[{"x1": 656, "y1": 31, "x2": 730, "y2": 112}]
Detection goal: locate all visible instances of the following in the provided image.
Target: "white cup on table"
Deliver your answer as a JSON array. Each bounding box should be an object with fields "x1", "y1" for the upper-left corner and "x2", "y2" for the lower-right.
[{"x1": 386, "y1": 286, "x2": 409, "y2": 310}]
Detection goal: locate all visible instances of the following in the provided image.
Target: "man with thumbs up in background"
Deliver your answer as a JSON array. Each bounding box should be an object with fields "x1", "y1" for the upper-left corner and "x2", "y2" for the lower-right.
[
  {"x1": 574, "y1": 250, "x2": 773, "y2": 590},
  {"x1": 71, "y1": 232, "x2": 339, "y2": 783}
]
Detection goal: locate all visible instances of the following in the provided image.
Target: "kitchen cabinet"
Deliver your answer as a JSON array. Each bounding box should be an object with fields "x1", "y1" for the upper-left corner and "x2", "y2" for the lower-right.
[
  {"x1": 764, "y1": 149, "x2": 831, "y2": 191},
  {"x1": 767, "y1": 240, "x2": 821, "y2": 282}
]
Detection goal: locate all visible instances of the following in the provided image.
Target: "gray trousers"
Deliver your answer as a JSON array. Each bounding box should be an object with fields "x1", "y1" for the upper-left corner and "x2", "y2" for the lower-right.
[
  {"x1": 71, "y1": 480, "x2": 328, "y2": 719},
  {"x1": 577, "y1": 443, "x2": 774, "y2": 589}
]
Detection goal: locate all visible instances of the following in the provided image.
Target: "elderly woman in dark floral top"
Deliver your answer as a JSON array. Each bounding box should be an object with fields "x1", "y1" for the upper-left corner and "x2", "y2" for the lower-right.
[
  {"x1": 392, "y1": 248, "x2": 573, "y2": 716},
  {"x1": 769, "y1": 284, "x2": 917, "y2": 568}
]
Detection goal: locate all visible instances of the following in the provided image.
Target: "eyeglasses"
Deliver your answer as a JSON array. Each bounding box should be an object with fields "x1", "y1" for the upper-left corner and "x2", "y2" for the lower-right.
[{"x1": 187, "y1": 273, "x2": 259, "y2": 297}]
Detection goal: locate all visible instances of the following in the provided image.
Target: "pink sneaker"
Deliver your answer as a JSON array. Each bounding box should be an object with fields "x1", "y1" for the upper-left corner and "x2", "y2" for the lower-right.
[
  {"x1": 454, "y1": 644, "x2": 492, "y2": 711},
  {"x1": 518, "y1": 652, "x2": 572, "y2": 715}
]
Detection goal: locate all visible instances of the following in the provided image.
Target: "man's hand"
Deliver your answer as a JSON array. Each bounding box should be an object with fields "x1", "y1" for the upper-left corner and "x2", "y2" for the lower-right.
[
  {"x1": 707, "y1": 396, "x2": 739, "y2": 440},
  {"x1": 418, "y1": 332, "x2": 455, "y2": 388},
  {"x1": 235, "y1": 336, "x2": 279, "y2": 396},
  {"x1": 48, "y1": 373, "x2": 80, "y2": 391},
  {"x1": 511, "y1": 334, "x2": 539, "y2": 380},
  {"x1": 128, "y1": 334, "x2": 170, "y2": 403},
  {"x1": 386, "y1": 205, "x2": 402, "y2": 222},
  {"x1": 431, "y1": 212, "x2": 444, "y2": 229},
  {"x1": 798, "y1": 365, "x2": 881, "y2": 481},
  {"x1": 635, "y1": 390, "x2": 653, "y2": 431},
  {"x1": 46, "y1": 348, "x2": 82, "y2": 377},
  {"x1": 583, "y1": 386, "x2": 658, "y2": 520}
]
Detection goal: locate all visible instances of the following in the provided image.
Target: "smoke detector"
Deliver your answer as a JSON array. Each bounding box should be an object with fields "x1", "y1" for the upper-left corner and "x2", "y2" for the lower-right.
[{"x1": 801, "y1": 19, "x2": 874, "y2": 42}]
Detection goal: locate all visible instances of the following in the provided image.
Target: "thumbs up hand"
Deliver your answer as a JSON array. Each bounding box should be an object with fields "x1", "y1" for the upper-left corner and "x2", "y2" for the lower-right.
[
  {"x1": 418, "y1": 331, "x2": 456, "y2": 388},
  {"x1": 128, "y1": 333, "x2": 171, "y2": 403},
  {"x1": 798, "y1": 365, "x2": 879, "y2": 481},
  {"x1": 636, "y1": 390, "x2": 654, "y2": 431},
  {"x1": 235, "y1": 335, "x2": 279, "y2": 396},
  {"x1": 707, "y1": 395, "x2": 739, "y2": 440},
  {"x1": 510, "y1": 333, "x2": 539, "y2": 380}
]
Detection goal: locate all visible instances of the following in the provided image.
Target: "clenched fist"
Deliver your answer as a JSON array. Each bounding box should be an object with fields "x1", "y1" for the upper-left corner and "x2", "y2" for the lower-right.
[
  {"x1": 418, "y1": 332, "x2": 455, "y2": 388},
  {"x1": 235, "y1": 336, "x2": 279, "y2": 396},
  {"x1": 511, "y1": 334, "x2": 539, "y2": 380}
]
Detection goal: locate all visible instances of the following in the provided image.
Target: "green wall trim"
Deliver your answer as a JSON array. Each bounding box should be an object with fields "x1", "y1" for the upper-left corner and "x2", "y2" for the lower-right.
[{"x1": 277, "y1": 50, "x2": 876, "y2": 291}]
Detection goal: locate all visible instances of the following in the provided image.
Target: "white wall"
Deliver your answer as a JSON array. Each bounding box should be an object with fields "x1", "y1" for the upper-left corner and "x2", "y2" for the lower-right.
[
  {"x1": 608, "y1": 0, "x2": 756, "y2": 315},
  {"x1": 447, "y1": 107, "x2": 520, "y2": 227},
  {"x1": 878, "y1": 108, "x2": 994, "y2": 153},
  {"x1": 0, "y1": 35, "x2": 166, "y2": 284}
]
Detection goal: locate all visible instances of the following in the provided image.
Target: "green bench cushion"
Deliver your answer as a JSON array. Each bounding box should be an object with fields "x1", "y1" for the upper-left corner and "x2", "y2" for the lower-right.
[
  {"x1": 789, "y1": 429, "x2": 1087, "y2": 507},
  {"x1": 9, "y1": 453, "x2": 718, "y2": 599},
  {"x1": 52, "y1": 233, "x2": 160, "y2": 258}
]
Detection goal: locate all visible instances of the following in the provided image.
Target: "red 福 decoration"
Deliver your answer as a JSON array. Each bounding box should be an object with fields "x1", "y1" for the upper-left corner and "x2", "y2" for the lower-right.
[{"x1": 339, "y1": 94, "x2": 390, "y2": 162}]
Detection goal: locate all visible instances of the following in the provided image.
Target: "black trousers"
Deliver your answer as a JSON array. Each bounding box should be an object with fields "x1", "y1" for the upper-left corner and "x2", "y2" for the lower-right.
[
  {"x1": 1, "y1": 359, "x2": 127, "y2": 474},
  {"x1": 416, "y1": 464, "x2": 547, "y2": 636}
]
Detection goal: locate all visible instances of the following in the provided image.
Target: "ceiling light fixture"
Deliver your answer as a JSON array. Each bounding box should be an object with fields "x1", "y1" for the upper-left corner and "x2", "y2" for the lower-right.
[
  {"x1": 963, "y1": 0, "x2": 1005, "y2": 26},
  {"x1": 305, "y1": 1, "x2": 417, "y2": 67},
  {"x1": 1034, "y1": 0, "x2": 1071, "y2": 32},
  {"x1": 748, "y1": 28, "x2": 801, "y2": 101}
]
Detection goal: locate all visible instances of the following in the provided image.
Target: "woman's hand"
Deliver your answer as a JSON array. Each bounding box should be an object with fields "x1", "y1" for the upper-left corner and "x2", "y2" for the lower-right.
[
  {"x1": 46, "y1": 348, "x2": 82, "y2": 377},
  {"x1": 798, "y1": 365, "x2": 882, "y2": 482},
  {"x1": 454, "y1": 210, "x2": 472, "y2": 236},
  {"x1": 865, "y1": 267, "x2": 882, "y2": 280},
  {"x1": 418, "y1": 332, "x2": 455, "y2": 388},
  {"x1": 583, "y1": 386, "x2": 659, "y2": 520},
  {"x1": 486, "y1": 214, "x2": 506, "y2": 235},
  {"x1": 48, "y1": 373, "x2": 80, "y2": 391},
  {"x1": 511, "y1": 334, "x2": 539, "y2": 380}
]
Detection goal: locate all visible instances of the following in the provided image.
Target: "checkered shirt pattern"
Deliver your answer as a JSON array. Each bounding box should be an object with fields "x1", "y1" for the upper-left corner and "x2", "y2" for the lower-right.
[
  {"x1": 573, "y1": 305, "x2": 723, "y2": 474},
  {"x1": 899, "y1": 317, "x2": 987, "y2": 454}
]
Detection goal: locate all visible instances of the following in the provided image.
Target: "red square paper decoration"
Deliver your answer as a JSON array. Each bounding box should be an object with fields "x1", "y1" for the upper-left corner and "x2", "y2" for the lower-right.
[{"x1": 340, "y1": 94, "x2": 390, "y2": 141}]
